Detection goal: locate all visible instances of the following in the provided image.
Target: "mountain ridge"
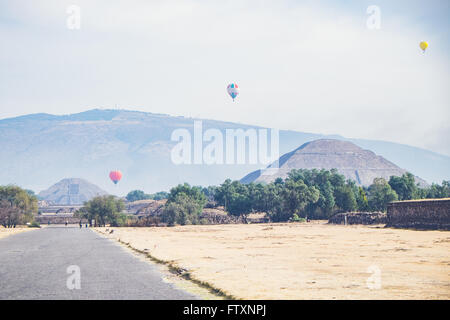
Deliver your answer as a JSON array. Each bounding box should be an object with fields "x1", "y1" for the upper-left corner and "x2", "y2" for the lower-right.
[
  {"x1": 0, "y1": 109, "x2": 449, "y2": 194},
  {"x1": 2, "y1": 108, "x2": 448, "y2": 158}
]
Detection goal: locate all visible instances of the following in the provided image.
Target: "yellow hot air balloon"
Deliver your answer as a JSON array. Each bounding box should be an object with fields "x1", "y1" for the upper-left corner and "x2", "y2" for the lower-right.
[{"x1": 419, "y1": 41, "x2": 428, "y2": 53}]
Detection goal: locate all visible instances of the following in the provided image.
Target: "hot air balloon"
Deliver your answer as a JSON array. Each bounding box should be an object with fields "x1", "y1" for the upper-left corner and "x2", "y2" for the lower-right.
[
  {"x1": 109, "y1": 170, "x2": 122, "y2": 185},
  {"x1": 227, "y1": 83, "x2": 239, "y2": 101},
  {"x1": 419, "y1": 41, "x2": 428, "y2": 53}
]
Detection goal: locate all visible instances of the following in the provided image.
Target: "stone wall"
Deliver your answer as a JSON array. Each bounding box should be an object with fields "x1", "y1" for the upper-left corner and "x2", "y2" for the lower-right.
[
  {"x1": 386, "y1": 198, "x2": 450, "y2": 230},
  {"x1": 36, "y1": 215, "x2": 88, "y2": 225},
  {"x1": 328, "y1": 212, "x2": 387, "y2": 225},
  {"x1": 38, "y1": 206, "x2": 82, "y2": 214}
]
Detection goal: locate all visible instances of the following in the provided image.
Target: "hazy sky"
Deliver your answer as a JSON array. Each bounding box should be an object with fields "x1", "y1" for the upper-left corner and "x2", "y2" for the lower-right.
[{"x1": 1, "y1": 0, "x2": 449, "y2": 156}]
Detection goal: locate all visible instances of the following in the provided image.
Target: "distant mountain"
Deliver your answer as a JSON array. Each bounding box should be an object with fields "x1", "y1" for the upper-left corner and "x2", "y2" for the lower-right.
[
  {"x1": 241, "y1": 139, "x2": 427, "y2": 186},
  {"x1": 0, "y1": 109, "x2": 449, "y2": 195},
  {"x1": 38, "y1": 178, "x2": 108, "y2": 205}
]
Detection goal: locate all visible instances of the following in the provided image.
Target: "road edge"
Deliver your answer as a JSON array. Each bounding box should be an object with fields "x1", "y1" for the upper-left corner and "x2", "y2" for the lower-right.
[{"x1": 93, "y1": 228, "x2": 237, "y2": 300}]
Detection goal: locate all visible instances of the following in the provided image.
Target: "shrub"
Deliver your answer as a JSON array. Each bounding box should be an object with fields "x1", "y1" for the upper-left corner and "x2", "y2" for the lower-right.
[
  {"x1": 161, "y1": 183, "x2": 207, "y2": 226},
  {"x1": 28, "y1": 221, "x2": 41, "y2": 228},
  {"x1": 78, "y1": 195, "x2": 125, "y2": 227},
  {"x1": 291, "y1": 214, "x2": 305, "y2": 222}
]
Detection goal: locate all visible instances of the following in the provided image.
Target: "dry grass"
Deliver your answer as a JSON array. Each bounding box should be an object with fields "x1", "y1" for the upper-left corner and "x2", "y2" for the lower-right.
[
  {"x1": 0, "y1": 226, "x2": 33, "y2": 239},
  {"x1": 95, "y1": 222, "x2": 450, "y2": 299}
]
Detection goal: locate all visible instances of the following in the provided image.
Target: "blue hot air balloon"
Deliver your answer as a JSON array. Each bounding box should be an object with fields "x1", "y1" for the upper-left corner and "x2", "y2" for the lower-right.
[{"x1": 227, "y1": 83, "x2": 239, "y2": 101}]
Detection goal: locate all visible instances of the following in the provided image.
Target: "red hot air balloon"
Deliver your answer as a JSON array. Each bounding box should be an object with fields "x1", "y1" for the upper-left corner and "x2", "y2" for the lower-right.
[{"x1": 109, "y1": 170, "x2": 122, "y2": 185}]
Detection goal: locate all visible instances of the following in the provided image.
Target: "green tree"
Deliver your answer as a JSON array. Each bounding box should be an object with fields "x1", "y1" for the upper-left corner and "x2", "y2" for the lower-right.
[
  {"x1": 388, "y1": 173, "x2": 419, "y2": 200},
  {"x1": 214, "y1": 179, "x2": 233, "y2": 211},
  {"x1": 260, "y1": 182, "x2": 283, "y2": 218},
  {"x1": 126, "y1": 190, "x2": 168, "y2": 202},
  {"x1": 442, "y1": 181, "x2": 450, "y2": 197},
  {"x1": 167, "y1": 184, "x2": 206, "y2": 204},
  {"x1": 78, "y1": 196, "x2": 125, "y2": 227},
  {"x1": 356, "y1": 187, "x2": 369, "y2": 211},
  {"x1": 150, "y1": 191, "x2": 169, "y2": 200},
  {"x1": 368, "y1": 178, "x2": 398, "y2": 212},
  {"x1": 161, "y1": 183, "x2": 206, "y2": 225},
  {"x1": 289, "y1": 169, "x2": 350, "y2": 218},
  {"x1": 0, "y1": 185, "x2": 38, "y2": 228},
  {"x1": 226, "y1": 184, "x2": 251, "y2": 217},
  {"x1": 271, "y1": 178, "x2": 320, "y2": 222},
  {"x1": 163, "y1": 193, "x2": 205, "y2": 225},
  {"x1": 274, "y1": 177, "x2": 284, "y2": 186},
  {"x1": 423, "y1": 181, "x2": 450, "y2": 199},
  {"x1": 306, "y1": 180, "x2": 335, "y2": 219},
  {"x1": 334, "y1": 184, "x2": 357, "y2": 212},
  {"x1": 126, "y1": 190, "x2": 151, "y2": 202},
  {"x1": 202, "y1": 186, "x2": 218, "y2": 207},
  {"x1": 215, "y1": 181, "x2": 270, "y2": 220}
]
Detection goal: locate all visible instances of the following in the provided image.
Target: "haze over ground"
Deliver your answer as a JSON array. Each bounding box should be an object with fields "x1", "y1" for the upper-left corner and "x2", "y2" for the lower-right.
[{"x1": 1, "y1": 109, "x2": 449, "y2": 195}]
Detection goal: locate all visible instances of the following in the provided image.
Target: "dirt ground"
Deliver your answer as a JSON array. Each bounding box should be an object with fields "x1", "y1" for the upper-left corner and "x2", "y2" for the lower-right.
[
  {"x1": 96, "y1": 222, "x2": 450, "y2": 299},
  {"x1": 0, "y1": 227, "x2": 33, "y2": 239}
]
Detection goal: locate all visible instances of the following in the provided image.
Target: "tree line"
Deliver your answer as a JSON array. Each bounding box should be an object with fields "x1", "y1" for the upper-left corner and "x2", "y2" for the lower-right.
[
  {"x1": 125, "y1": 190, "x2": 169, "y2": 202},
  {"x1": 5, "y1": 169, "x2": 446, "y2": 228},
  {"x1": 77, "y1": 169, "x2": 450, "y2": 226},
  {"x1": 159, "y1": 169, "x2": 450, "y2": 224}
]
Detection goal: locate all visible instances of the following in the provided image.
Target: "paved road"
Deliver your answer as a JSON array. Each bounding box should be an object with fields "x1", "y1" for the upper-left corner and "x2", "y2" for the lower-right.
[{"x1": 0, "y1": 226, "x2": 198, "y2": 299}]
